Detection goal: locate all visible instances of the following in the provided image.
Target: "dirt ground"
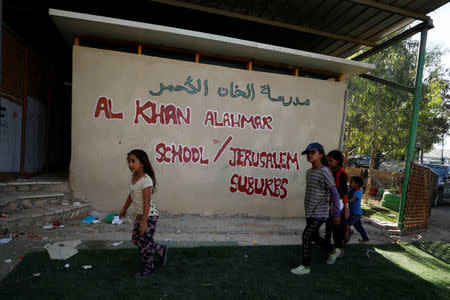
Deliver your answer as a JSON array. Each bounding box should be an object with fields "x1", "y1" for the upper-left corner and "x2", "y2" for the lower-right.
[{"x1": 0, "y1": 206, "x2": 448, "y2": 280}]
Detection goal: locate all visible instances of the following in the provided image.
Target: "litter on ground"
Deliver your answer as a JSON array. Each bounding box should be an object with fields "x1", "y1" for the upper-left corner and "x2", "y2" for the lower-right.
[
  {"x1": 112, "y1": 216, "x2": 123, "y2": 225},
  {"x1": 80, "y1": 216, "x2": 96, "y2": 224},
  {"x1": 44, "y1": 240, "x2": 82, "y2": 260},
  {"x1": 0, "y1": 237, "x2": 12, "y2": 244},
  {"x1": 112, "y1": 241, "x2": 124, "y2": 247},
  {"x1": 82, "y1": 265, "x2": 92, "y2": 270}
]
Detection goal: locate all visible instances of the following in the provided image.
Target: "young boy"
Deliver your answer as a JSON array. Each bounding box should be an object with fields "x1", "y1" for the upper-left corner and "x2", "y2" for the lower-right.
[{"x1": 345, "y1": 176, "x2": 369, "y2": 242}]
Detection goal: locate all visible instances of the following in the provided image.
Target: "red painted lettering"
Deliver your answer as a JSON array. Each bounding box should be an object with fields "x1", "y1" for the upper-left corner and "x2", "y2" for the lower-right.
[
  {"x1": 134, "y1": 100, "x2": 190, "y2": 125},
  {"x1": 94, "y1": 96, "x2": 123, "y2": 119}
]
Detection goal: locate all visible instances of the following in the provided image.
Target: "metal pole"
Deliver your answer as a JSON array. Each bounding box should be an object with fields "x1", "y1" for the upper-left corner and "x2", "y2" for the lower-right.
[
  {"x1": 0, "y1": 0, "x2": 3, "y2": 102},
  {"x1": 398, "y1": 28, "x2": 429, "y2": 230}
]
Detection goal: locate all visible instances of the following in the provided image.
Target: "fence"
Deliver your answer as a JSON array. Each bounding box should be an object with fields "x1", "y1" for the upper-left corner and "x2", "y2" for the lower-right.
[
  {"x1": 402, "y1": 163, "x2": 437, "y2": 231},
  {"x1": 346, "y1": 167, "x2": 403, "y2": 190}
]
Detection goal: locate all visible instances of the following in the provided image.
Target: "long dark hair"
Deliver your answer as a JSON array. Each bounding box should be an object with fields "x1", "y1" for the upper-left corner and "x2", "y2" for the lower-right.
[
  {"x1": 319, "y1": 149, "x2": 328, "y2": 166},
  {"x1": 127, "y1": 149, "x2": 157, "y2": 194},
  {"x1": 327, "y1": 150, "x2": 344, "y2": 167}
]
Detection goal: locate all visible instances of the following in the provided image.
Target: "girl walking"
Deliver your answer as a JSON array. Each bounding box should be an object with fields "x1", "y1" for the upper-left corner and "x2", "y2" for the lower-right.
[
  {"x1": 119, "y1": 149, "x2": 168, "y2": 279},
  {"x1": 291, "y1": 143, "x2": 342, "y2": 275},
  {"x1": 324, "y1": 150, "x2": 348, "y2": 260}
]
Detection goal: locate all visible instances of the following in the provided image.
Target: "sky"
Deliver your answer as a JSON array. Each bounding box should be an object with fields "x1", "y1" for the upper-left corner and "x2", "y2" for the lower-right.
[{"x1": 417, "y1": 3, "x2": 450, "y2": 152}]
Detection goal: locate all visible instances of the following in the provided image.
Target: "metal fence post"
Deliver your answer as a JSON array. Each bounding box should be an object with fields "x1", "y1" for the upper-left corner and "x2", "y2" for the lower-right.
[{"x1": 398, "y1": 26, "x2": 430, "y2": 230}]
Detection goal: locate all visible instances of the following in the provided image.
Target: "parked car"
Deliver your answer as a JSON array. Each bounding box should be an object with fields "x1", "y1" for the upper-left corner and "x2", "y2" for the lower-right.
[
  {"x1": 438, "y1": 176, "x2": 450, "y2": 205},
  {"x1": 347, "y1": 155, "x2": 371, "y2": 168},
  {"x1": 426, "y1": 163, "x2": 450, "y2": 206}
]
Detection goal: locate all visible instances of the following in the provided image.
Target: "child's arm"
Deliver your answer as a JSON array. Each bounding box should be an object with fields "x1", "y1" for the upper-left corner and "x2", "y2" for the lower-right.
[
  {"x1": 119, "y1": 194, "x2": 132, "y2": 218},
  {"x1": 139, "y1": 187, "x2": 152, "y2": 235},
  {"x1": 330, "y1": 186, "x2": 341, "y2": 224},
  {"x1": 347, "y1": 196, "x2": 358, "y2": 203}
]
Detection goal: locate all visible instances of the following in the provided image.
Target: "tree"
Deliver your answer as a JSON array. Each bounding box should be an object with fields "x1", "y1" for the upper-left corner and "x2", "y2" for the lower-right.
[{"x1": 345, "y1": 39, "x2": 450, "y2": 170}]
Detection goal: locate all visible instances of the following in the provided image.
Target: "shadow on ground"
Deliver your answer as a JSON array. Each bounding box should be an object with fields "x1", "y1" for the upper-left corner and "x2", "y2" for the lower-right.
[{"x1": 0, "y1": 243, "x2": 449, "y2": 299}]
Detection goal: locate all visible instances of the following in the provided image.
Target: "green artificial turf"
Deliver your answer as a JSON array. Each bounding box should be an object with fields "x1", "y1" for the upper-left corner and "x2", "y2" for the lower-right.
[
  {"x1": 362, "y1": 204, "x2": 399, "y2": 223},
  {"x1": 1, "y1": 242, "x2": 449, "y2": 299}
]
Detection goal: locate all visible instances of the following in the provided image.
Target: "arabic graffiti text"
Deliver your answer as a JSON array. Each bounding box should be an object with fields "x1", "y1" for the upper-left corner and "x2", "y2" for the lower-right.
[
  {"x1": 149, "y1": 76, "x2": 208, "y2": 97},
  {"x1": 134, "y1": 100, "x2": 191, "y2": 125}
]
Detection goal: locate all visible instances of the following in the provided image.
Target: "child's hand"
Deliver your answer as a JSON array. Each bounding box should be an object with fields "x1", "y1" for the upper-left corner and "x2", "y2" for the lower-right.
[
  {"x1": 333, "y1": 216, "x2": 341, "y2": 225},
  {"x1": 119, "y1": 209, "x2": 126, "y2": 219},
  {"x1": 140, "y1": 221, "x2": 148, "y2": 235}
]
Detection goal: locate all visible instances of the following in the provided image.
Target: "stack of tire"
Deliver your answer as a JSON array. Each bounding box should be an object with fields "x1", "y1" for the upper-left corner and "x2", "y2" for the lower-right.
[{"x1": 381, "y1": 190, "x2": 401, "y2": 212}]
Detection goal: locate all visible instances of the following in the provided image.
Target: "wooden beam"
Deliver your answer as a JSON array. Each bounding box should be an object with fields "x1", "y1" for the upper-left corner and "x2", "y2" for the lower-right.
[
  {"x1": 138, "y1": 45, "x2": 142, "y2": 54},
  {"x1": 74, "y1": 37, "x2": 79, "y2": 45},
  {"x1": 336, "y1": 74, "x2": 343, "y2": 82},
  {"x1": 246, "y1": 60, "x2": 253, "y2": 70},
  {"x1": 153, "y1": 0, "x2": 378, "y2": 47},
  {"x1": 195, "y1": 53, "x2": 200, "y2": 63},
  {"x1": 293, "y1": 67, "x2": 299, "y2": 77},
  {"x1": 347, "y1": 0, "x2": 429, "y2": 21}
]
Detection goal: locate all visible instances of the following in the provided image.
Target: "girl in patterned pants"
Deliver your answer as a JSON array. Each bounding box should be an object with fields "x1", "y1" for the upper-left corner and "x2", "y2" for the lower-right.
[{"x1": 120, "y1": 149, "x2": 168, "y2": 279}]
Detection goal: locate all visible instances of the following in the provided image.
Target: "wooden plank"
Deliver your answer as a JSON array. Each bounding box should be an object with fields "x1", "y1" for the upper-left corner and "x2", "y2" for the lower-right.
[
  {"x1": 293, "y1": 67, "x2": 299, "y2": 77},
  {"x1": 138, "y1": 45, "x2": 142, "y2": 54},
  {"x1": 74, "y1": 37, "x2": 79, "y2": 45},
  {"x1": 195, "y1": 53, "x2": 199, "y2": 63},
  {"x1": 153, "y1": 0, "x2": 378, "y2": 47}
]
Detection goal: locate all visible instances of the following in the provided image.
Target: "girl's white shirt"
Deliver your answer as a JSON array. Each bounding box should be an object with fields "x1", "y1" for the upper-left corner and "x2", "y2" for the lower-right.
[{"x1": 130, "y1": 174, "x2": 158, "y2": 216}]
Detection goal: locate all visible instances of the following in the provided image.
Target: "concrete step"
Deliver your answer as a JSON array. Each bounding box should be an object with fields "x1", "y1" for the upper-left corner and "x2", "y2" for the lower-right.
[
  {"x1": 0, "y1": 180, "x2": 69, "y2": 193},
  {"x1": 0, "y1": 202, "x2": 90, "y2": 233},
  {"x1": 0, "y1": 191, "x2": 68, "y2": 214}
]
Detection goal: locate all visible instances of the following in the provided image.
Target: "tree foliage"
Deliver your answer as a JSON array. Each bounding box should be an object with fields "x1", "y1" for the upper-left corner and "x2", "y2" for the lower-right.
[{"x1": 346, "y1": 38, "x2": 450, "y2": 168}]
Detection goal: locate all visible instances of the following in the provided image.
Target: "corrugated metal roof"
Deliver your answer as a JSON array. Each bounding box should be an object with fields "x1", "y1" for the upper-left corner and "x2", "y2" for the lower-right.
[{"x1": 149, "y1": 0, "x2": 449, "y2": 58}]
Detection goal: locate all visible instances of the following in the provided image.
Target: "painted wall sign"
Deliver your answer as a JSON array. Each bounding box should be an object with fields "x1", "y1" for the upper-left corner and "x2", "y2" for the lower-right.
[{"x1": 71, "y1": 46, "x2": 346, "y2": 217}]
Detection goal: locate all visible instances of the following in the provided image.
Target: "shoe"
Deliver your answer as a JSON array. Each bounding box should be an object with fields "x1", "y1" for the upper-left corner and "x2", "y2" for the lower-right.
[
  {"x1": 327, "y1": 248, "x2": 341, "y2": 264},
  {"x1": 338, "y1": 249, "x2": 344, "y2": 258},
  {"x1": 161, "y1": 245, "x2": 169, "y2": 266},
  {"x1": 359, "y1": 239, "x2": 370, "y2": 243},
  {"x1": 290, "y1": 265, "x2": 310, "y2": 275},
  {"x1": 134, "y1": 272, "x2": 154, "y2": 279}
]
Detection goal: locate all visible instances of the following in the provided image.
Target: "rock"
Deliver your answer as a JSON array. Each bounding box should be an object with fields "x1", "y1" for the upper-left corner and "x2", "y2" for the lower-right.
[
  {"x1": 21, "y1": 200, "x2": 33, "y2": 208},
  {"x1": 6, "y1": 202, "x2": 18, "y2": 211},
  {"x1": 34, "y1": 199, "x2": 48, "y2": 207}
]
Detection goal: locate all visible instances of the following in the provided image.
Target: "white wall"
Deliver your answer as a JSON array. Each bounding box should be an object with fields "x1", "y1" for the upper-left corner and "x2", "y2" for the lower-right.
[{"x1": 71, "y1": 46, "x2": 347, "y2": 217}]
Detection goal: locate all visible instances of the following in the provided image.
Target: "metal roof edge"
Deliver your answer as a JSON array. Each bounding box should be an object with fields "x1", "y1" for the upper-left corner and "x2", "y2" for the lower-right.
[{"x1": 49, "y1": 8, "x2": 375, "y2": 80}]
